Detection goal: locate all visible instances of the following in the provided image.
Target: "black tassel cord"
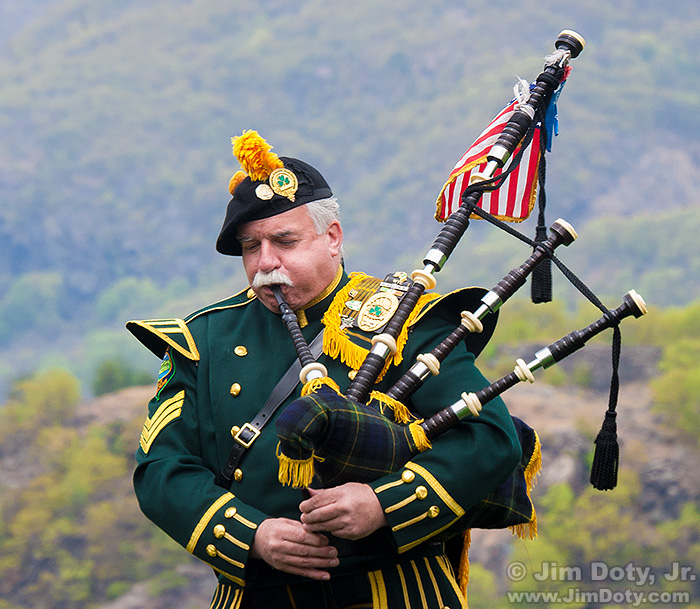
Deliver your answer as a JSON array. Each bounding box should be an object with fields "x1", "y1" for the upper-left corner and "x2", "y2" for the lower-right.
[{"x1": 461, "y1": 121, "x2": 622, "y2": 490}]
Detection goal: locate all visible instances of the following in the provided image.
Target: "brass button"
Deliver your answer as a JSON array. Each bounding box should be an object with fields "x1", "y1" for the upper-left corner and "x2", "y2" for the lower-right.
[
  {"x1": 348, "y1": 369, "x2": 357, "y2": 380},
  {"x1": 246, "y1": 288, "x2": 255, "y2": 299},
  {"x1": 401, "y1": 470, "x2": 415, "y2": 483},
  {"x1": 206, "y1": 544, "x2": 217, "y2": 557},
  {"x1": 230, "y1": 426, "x2": 240, "y2": 438},
  {"x1": 234, "y1": 346, "x2": 248, "y2": 357},
  {"x1": 224, "y1": 507, "x2": 237, "y2": 519},
  {"x1": 415, "y1": 486, "x2": 428, "y2": 500},
  {"x1": 230, "y1": 383, "x2": 242, "y2": 396},
  {"x1": 234, "y1": 469, "x2": 243, "y2": 482},
  {"x1": 428, "y1": 506, "x2": 440, "y2": 518},
  {"x1": 213, "y1": 524, "x2": 226, "y2": 538}
]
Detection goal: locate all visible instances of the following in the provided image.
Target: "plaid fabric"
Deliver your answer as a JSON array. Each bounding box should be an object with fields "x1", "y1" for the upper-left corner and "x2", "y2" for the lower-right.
[
  {"x1": 276, "y1": 386, "x2": 419, "y2": 487},
  {"x1": 276, "y1": 388, "x2": 537, "y2": 531}
]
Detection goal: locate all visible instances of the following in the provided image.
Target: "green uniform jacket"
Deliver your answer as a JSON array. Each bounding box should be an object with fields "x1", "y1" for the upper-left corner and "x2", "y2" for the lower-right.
[{"x1": 128, "y1": 270, "x2": 521, "y2": 592}]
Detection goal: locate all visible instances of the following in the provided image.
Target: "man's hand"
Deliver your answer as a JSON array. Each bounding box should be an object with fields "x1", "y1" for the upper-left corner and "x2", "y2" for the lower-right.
[
  {"x1": 250, "y1": 517, "x2": 339, "y2": 580},
  {"x1": 299, "y1": 482, "x2": 388, "y2": 540}
]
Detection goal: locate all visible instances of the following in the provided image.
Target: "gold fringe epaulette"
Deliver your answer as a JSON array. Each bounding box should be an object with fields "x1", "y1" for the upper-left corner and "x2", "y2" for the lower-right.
[
  {"x1": 322, "y1": 272, "x2": 439, "y2": 382},
  {"x1": 509, "y1": 430, "x2": 542, "y2": 541}
]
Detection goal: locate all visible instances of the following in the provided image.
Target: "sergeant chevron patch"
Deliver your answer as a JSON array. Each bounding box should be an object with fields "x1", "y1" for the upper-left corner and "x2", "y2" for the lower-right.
[{"x1": 140, "y1": 390, "x2": 185, "y2": 454}]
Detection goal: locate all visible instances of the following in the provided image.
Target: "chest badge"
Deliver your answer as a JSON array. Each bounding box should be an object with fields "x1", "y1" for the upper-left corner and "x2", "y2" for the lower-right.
[{"x1": 357, "y1": 292, "x2": 400, "y2": 332}]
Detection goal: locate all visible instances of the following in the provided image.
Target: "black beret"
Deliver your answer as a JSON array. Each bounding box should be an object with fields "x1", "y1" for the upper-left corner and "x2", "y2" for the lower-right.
[{"x1": 216, "y1": 156, "x2": 333, "y2": 256}]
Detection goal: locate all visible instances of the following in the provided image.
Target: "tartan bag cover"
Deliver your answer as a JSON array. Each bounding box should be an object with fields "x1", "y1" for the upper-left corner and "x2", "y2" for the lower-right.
[
  {"x1": 275, "y1": 386, "x2": 539, "y2": 534},
  {"x1": 276, "y1": 386, "x2": 421, "y2": 488}
]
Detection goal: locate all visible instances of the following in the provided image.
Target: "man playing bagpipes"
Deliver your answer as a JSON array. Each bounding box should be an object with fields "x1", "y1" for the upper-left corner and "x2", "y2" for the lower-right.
[
  {"x1": 127, "y1": 130, "x2": 525, "y2": 609},
  {"x1": 126, "y1": 31, "x2": 650, "y2": 609}
]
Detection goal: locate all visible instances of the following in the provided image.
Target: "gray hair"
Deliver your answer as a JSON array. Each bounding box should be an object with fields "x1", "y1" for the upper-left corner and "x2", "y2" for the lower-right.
[
  {"x1": 305, "y1": 197, "x2": 341, "y2": 234},
  {"x1": 306, "y1": 197, "x2": 344, "y2": 260}
]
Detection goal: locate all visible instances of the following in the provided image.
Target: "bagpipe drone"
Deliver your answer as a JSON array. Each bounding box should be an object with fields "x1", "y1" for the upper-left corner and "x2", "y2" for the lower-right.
[{"x1": 271, "y1": 30, "x2": 648, "y2": 535}]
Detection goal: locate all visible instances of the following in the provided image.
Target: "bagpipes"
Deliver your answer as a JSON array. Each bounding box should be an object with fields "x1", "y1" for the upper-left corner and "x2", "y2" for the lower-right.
[{"x1": 272, "y1": 31, "x2": 648, "y2": 533}]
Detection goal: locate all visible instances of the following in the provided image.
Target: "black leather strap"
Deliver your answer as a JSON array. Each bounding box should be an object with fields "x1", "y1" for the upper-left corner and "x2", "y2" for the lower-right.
[{"x1": 220, "y1": 330, "x2": 325, "y2": 486}]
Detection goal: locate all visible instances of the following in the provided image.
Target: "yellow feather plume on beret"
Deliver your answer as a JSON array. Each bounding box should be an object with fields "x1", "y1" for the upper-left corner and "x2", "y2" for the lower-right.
[
  {"x1": 228, "y1": 171, "x2": 246, "y2": 196},
  {"x1": 231, "y1": 130, "x2": 284, "y2": 183}
]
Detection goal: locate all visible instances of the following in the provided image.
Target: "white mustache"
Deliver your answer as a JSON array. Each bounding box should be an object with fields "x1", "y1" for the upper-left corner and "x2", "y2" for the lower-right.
[{"x1": 252, "y1": 269, "x2": 294, "y2": 289}]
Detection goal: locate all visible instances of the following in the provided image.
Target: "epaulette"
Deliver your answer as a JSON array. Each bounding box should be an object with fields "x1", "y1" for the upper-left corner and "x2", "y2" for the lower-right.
[
  {"x1": 126, "y1": 287, "x2": 257, "y2": 360},
  {"x1": 126, "y1": 318, "x2": 200, "y2": 361},
  {"x1": 408, "y1": 286, "x2": 498, "y2": 358}
]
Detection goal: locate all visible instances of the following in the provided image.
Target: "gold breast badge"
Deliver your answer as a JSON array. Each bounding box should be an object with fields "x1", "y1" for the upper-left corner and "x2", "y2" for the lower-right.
[{"x1": 357, "y1": 292, "x2": 400, "y2": 332}]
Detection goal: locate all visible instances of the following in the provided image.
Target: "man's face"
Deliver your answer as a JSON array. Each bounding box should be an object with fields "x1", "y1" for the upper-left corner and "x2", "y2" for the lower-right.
[{"x1": 238, "y1": 205, "x2": 343, "y2": 312}]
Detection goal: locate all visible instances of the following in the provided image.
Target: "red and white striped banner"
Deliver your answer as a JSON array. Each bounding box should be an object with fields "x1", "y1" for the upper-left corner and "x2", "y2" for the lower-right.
[{"x1": 436, "y1": 99, "x2": 541, "y2": 223}]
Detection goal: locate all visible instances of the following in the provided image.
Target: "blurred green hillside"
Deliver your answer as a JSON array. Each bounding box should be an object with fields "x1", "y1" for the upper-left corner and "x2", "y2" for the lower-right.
[
  {"x1": 2, "y1": 296, "x2": 700, "y2": 608},
  {"x1": 1, "y1": 0, "x2": 699, "y2": 392}
]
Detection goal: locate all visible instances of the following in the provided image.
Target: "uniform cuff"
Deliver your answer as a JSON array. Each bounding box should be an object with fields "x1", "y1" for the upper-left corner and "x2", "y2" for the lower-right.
[
  {"x1": 372, "y1": 462, "x2": 465, "y2": 553},
  {"x1": 186, "y1": 492, "x2": 265, "y2": 585}
]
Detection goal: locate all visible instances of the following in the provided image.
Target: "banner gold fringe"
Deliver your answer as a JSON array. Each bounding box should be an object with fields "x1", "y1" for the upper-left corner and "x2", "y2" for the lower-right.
[
  {"x1": 369, "y1": 390, "x2": 414, "y2": 423},
  {"x1": 459, "y1": 431, "x2": 542, "y2": 601},
  {"x1": 276, "y1": 445, "x2": 315, "y2": 488},
  {"x1": 301, "y1": 377, "x2": 341, "y2": 397},
  {"x1": 458, "y1": 530, "x2": 472, "y2": 600},
  {"x1": 408, "y1": 421, "x2": 432, "y2": 452}
]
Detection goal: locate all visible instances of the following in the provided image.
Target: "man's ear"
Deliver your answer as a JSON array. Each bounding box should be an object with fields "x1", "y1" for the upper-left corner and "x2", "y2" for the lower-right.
[{"x1": 326, "y1": 220, "x2": 343, "y2": 257}]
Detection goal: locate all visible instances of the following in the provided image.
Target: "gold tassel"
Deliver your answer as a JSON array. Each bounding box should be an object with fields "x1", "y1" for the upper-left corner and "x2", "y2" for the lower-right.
[
  {"x1": 509, "y1": 431, "x2": 542, "y2": 540},
  {"x1": 277, "y1": 445, "x2": 315, "y2": 488},
  {"x1": 408, "y1": 421, "x2": 432, "y2": 452},
  {"x1": 369, "y1": 390, "x2": 414, "y2": 423},
  {"x1": 301, "y1": 376, "x2": 342, "y2": 397}
]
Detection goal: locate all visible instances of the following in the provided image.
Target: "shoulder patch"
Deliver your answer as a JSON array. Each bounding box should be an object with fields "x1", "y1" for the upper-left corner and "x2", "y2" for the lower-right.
[
  {"x1": 156, "y1": 351, "x2": 175, "y2": 397},
  {"x1": 126, "y1": 318, "x2": 200, "y2": 361}
]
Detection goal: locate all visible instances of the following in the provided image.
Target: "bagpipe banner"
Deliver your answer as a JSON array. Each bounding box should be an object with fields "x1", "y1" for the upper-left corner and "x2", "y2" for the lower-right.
[{"x1": 435, "y1": 69, "x2": 570, "y2": 223}]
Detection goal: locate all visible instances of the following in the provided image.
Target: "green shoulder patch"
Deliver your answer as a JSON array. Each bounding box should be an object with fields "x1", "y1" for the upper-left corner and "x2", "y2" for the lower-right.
[{"x1": 156, "y1": 350, "x2": 175, "y2": 397}]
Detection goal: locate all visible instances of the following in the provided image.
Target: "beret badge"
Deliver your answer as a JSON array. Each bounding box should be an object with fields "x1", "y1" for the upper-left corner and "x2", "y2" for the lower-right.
[
  {"x1": 269, "y1": 167, "x2": 298, "y2": 201},
  {"x1": 255, "y1": 183, "x2": 275, "y2": 200}
]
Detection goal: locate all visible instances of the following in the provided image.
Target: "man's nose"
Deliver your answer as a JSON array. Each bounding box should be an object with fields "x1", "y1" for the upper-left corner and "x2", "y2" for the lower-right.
[{"x1": 257, "y1": 241, "x2": 280, "y2": 272}]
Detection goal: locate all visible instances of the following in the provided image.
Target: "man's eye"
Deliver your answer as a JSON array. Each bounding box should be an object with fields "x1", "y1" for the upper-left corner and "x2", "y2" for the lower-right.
[{"x1": 242, "y1": 243, "x2": 260, "y2": 252}]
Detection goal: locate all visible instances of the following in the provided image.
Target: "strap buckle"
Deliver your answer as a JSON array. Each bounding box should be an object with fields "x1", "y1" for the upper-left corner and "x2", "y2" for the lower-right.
[{"x1": 233, "y1": 422, "x2": 260, "y2": 449}]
